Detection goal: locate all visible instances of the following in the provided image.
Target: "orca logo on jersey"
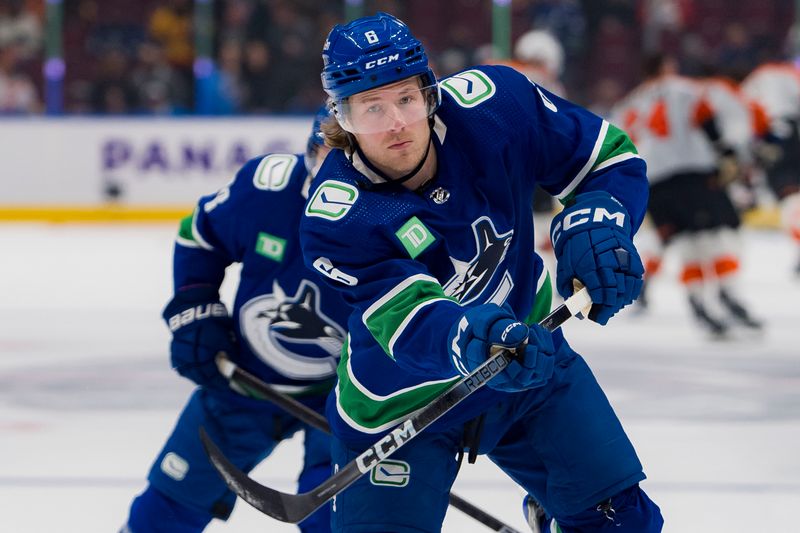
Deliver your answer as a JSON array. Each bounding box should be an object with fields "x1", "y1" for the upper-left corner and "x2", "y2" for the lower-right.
[
  {"x1": 443, "y1": 217, "x2": 513, "y2": 305},
  {"x1": 240, "y1": 280, "x2": 345, "y2": 380},
  {"x1": 550, "y1": 207, "x2": 626, "y2": 248}
]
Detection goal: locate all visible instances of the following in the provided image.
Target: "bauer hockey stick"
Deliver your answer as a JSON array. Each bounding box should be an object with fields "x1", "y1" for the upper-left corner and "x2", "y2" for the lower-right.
[
  {"x1": 200, "y1": 286, "x2": 592, "y2": 525},
  {"x1": 213, "y1": 353, "x2": 523, "y2": 533}
]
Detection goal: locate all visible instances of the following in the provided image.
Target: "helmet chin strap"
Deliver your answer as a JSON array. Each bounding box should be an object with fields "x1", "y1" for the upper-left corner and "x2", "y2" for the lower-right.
[{"x1": 347, "y1": 119, "x2": 435, "y2": 190}]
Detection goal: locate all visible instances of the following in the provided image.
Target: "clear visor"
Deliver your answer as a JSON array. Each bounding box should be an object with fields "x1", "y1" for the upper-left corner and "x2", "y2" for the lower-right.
[{"x1": 336, "y1": 79, "x2": 439, "y2": 134}]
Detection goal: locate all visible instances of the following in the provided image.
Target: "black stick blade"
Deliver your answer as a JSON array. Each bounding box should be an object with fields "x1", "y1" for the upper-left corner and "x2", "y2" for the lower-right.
[{"x1": 199, "y1": 426, "x2": 317, "y2": 524}]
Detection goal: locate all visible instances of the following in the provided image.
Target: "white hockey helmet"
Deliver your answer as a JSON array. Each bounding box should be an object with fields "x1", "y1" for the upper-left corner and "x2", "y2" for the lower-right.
[{"x1": 514, "y1": 30, "x2": 564, "y2": 76}]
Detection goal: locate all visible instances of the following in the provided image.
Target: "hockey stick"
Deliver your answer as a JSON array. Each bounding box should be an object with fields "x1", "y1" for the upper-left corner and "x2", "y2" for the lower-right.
[
  {"x1": 200, "y1": 287, "x2": 592, "y2": 525},
  {"x1": 214, "y1": 353, "x2": 523, "y2": 532}
]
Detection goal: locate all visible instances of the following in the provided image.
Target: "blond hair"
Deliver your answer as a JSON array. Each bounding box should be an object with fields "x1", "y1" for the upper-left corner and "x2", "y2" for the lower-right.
[{"x1": 321, "y1": 115, "x2": 350, "y2": 150}]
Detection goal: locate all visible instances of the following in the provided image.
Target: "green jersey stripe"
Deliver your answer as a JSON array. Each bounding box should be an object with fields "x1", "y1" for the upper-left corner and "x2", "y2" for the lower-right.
[
  {"x1": 337, "y1": 275, "x2": 554, "y2": 434},
  {"x1": 335, "y1": 336, "x2": 459, "y2": 433},
  {"x1": 556, "y1": 121, "x2": 639, "y2": 204},
  {"x1": 175, "y1": 213, "x2": 201, "y2": 248},
  {"x1": 387, "y1": 297, "x2": 456, "y2": 358},
  {"x1": 362, "y1": 274, "x2": 457, "y2": 357},
  {"x1": 593, "y1": 122, "x2": 639, "y2": 169}
]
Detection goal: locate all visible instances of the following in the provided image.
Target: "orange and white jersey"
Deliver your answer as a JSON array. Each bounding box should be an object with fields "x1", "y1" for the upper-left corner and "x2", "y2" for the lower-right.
[
  {"x1": 610, "y1": 74, "x2": 716, "y2": 184},
  {"x1": 740, "y1": 62, "x2": 800, "y2": 128},
  {"x1": 701, "y1": 77, "x2": 765, "y2": 162}
]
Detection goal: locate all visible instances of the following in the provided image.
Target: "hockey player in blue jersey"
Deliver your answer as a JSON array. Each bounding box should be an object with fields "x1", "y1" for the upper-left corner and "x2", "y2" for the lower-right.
[
  {"x1": 300, "y1": 13, "x2": 664, "y2": 533},
  {"x1": 121, "y1": 108, "x2": 348, "y2": 533}
]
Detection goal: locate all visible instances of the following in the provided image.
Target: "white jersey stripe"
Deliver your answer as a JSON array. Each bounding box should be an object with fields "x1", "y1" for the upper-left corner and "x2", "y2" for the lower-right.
[{"x1": 592, "y1": 152, "x2": 640, "y2": 173}]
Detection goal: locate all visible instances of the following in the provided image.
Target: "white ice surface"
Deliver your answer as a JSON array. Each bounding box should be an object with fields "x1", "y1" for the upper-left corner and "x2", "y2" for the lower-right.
[{"x1": 0, "y1": 224, "x2": 798, "y2": 532}]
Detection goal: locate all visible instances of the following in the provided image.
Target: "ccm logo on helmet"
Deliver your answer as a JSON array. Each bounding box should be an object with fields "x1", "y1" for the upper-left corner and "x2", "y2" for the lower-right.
[
  {"x1": 365, "y1": 53, "x2": 399, "y2": 70},
  {"x1": 551, "y1": 208, "x2": 626, "y2": 247}
]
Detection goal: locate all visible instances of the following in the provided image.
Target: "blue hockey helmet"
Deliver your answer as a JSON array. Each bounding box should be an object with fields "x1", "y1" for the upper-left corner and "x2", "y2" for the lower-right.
[
  {"x1": 321, "y1": 12, "x2": 440, "y2": 134},
  {"x1": 305, "y1": 103, "x2": 332, "y2": 175}
]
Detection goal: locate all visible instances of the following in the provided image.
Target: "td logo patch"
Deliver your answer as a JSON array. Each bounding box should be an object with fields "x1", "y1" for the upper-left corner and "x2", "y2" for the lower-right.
[
  {"x1": 369, "y1": 459, "x2": 411, "y2": 487},
  {"x1": 396, "y1": 216, "x2": 435, "y2": 259},
  {"x1": 440, "y1": 70, "x2": 496, "y2": 108},
  {"x1": 255, "y1": 232, "x2": 286, "y2": 262},
  {"x1": 306, "y1": 181, "x2": 359, "y2": 221}
]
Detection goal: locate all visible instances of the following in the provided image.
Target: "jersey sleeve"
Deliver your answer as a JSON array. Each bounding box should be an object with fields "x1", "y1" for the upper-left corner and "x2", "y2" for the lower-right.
[
  {"x1": 171, "y1": 157, "x2": 265, "y2": 292},
  {"x1": 299, "y1": 183, "x2": 464, "y2": 379},
  {"x1": 491, "y1": 65, "x2": 649, "y2": 231}
]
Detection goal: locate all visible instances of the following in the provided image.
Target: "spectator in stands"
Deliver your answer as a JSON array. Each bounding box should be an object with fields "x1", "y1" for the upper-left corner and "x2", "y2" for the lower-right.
[
  {"x1": 0, "y1": 0, "x2": 42, "y2": 62},
  {"x1": 0, "y1": 39, "x2": 38, "y2": 112},
  {"x1": 89, "y1": 47, "x2": 137, "y2": 114},
  {"x1": 240, "y1": 39, "x2": 274, "y2": 113},
  {"x1": 716, "y1": 22, "x2": 759, "y2": 82},
  {"x1": 148, "y1": 0, "x2": 193, "y2": 77},
  {"x1": 589, "y1": 76, "x2": 625, "y2": 118},
  {"x1": 524, "y1": 0, "x2": 586, "y2": 61},
  {"x1": 196, "y1": 38, "x2": 242, "y2": 115},
  {"x1": 640, "y1": 0, "x2": 692, "y2": 53},
  {"x1": 131, "y1": 38, "x2": 189, "y2": 114}
]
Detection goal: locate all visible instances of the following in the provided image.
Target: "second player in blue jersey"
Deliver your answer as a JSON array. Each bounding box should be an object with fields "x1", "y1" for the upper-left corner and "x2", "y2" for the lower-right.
[{"x1": 122, "y1": 108, "x2": 348, "y2": 533}]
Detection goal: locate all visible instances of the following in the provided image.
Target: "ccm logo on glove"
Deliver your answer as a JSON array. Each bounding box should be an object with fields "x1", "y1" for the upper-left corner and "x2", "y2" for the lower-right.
[
  {"x1": 501, "y1": 321, "x2": 525, "y2": 343},
  {"x1": 168, "y1": 303, "x2": 228, "y2": 332},
  {"x1": 551, "y1": 205, "x2": 626, "y2": 248}
]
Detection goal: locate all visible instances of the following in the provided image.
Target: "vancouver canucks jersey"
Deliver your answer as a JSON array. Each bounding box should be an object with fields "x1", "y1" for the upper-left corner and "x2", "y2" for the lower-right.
[
  {"x1": 300, "y1": 65, "x2": 648, "y2": 444},
  {"x1": 173, "y1": 153, "x2": 350, "y2": 397}
]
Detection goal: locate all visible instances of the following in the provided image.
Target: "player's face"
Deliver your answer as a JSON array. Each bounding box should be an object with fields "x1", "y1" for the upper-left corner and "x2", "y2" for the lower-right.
[{"x1": 348, "y1": 78, "x2": 434, "y2": 179}]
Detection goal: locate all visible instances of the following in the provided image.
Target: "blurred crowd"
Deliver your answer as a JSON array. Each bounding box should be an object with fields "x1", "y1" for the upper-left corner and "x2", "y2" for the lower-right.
[{"x1": 0, "y1": 0, "x2": 795, "y2": 115}]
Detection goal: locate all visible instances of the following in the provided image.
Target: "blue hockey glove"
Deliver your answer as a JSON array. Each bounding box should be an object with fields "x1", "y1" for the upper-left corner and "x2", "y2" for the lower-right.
[
  {"x1": 550, "y1": 190, "x2": 644, "y2": 325},
  {"x1": 162, "y1": 286, "x2": 237, "y2": 390},
  {"x1": 448, "y1": 304, "x2": 555, "y2": 393}
]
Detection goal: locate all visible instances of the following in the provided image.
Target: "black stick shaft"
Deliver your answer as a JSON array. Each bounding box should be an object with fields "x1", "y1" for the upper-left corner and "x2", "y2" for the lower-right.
[
  {"x1": 201, "y1": 288, "x2": 591, "y2": 525},
  {"x1": 221, "y1": 359, "x2": 521, "y2": 532}
]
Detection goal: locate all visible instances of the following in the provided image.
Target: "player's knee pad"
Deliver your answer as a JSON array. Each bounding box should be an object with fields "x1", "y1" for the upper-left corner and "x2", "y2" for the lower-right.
[
  {"x1": 554, "y1": 484, "x2": 663, "y2": 533},
  {"x1": 125, "y1": 485, "x2": 214, "y2": 533}
]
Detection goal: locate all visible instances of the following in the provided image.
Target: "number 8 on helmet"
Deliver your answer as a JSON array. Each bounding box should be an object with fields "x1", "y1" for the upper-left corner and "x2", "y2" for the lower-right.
[{"x1": 321, "y1": 12, "x2": 441, "y2": 135}]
